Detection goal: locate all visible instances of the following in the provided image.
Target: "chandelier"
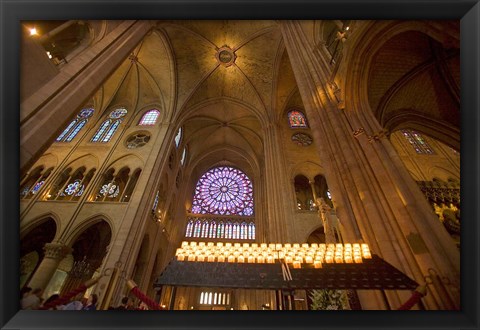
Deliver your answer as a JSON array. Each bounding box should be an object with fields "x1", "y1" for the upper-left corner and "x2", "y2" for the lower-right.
[{"x1": 69, "y1": 256, "x2": 93, "y2": 278}]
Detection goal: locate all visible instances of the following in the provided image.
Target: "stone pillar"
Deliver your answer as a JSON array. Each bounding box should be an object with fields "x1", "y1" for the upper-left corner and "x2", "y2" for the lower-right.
[
  {"x1": 27, "y1": 242, "x2": 71, "y2": 290},
  {"x1": 280, "y1": 20, "x2": 460, "y2": 309},
  {"x1": 309, "y1": 181, "x2": 318, "y2": 203},
  {"x1": 263, "y1": 123, "x2": 290, "y2": 242},
  {"x1": 20, "y1": 20, "x2": 153, "y2": 173}
]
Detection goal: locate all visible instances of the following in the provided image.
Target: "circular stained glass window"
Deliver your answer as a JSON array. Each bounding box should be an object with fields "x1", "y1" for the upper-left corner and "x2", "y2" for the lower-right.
[
  {"x1": 126, "y1": 133, "x2": 150, "y2": 149},
  {"x1": 109, "y1": 108, "x2": 128, "y2": 119},
  {"x1": 78, "y1": 108, "x2": 94, "y2": 119},
  {"x1": 291, "y1": 133, "x2": 313, "y2": 146},
  {"x1": 191, "y1": 166, "x2": 254, "y2": 216}
]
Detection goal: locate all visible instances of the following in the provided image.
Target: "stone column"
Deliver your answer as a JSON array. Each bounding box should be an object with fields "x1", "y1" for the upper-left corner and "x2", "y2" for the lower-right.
[
  {"x1": 280, "y1": 20, "x2": 460, "y2": 309},
  {"x1": 27, "y1": 242, "x2": 71, "y2": 290},
  {"x1": 263, "y1": 123, "x2": 290, "y2": 242},
  {"x1": 20, "y1": 20, "x2": 153, "y2": 173},
  {"x1": 309, "y1": 181, "x2": 318, "y2": 203}
]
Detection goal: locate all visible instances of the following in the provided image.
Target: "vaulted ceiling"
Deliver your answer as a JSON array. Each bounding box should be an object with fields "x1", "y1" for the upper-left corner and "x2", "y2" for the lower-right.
[{"x1": 91, "y1": 20, "x2": 297, "y2": 177}]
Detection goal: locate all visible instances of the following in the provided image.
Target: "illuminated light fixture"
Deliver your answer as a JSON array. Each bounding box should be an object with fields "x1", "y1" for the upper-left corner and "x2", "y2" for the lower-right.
[
  {"x1": 176, "y1": 241, "x2": 372, "y2": 266},
  {"x1": 46, "y1": 51, "x2": 52, "y2": 59},
  {"x1": 345, "y1": 26, "x2": 350, "y2": 31},
  {"x1": 29, "y1": 27, "x2": 38, "y2": 36}
]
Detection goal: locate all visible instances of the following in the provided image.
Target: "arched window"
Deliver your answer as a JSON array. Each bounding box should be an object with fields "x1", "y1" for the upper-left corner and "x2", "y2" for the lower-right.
[
  {"x1": 202, "y1": 221, "x2": 209, "y2": 238},
  {"x1": 240, "y1": 222, "x2": 247, "y2": 239},
  {"x1": 180, "y1": 147, "x2": 187, "y2": 166},
  {"x1": 174, "y1": 127, "x2": 182, "y2": 148},
  {"x1": 294, "y1": 175, "x2": 314, "y2": 210},
  {"x1": 191, "y1": 166, "x2": 254, "y2": 216},
  {"x1": 92, "y1": 167, "x2": 141, "y2": 202},
  {"x1": 232, "y1": 223, "x2": 239, "y2": 239},
  {"x1": 44, "y1": 167, "x2": 95, "y2": 201},
  {"x1": 56, "y1": 108, "x2": 94, "y2": 142},
  {"x1": 209, "y1": 221, "x2": 217, "y2": 238},
  {"x1": 248, "y1": 222, "x2": 255, "y2": 239},
  {"x1": 193, "y1": 220, "x2": 201, "y2": 238},
  {"x1": 139, "y1": 109, "x2": 160, "y2": 126},
  {"x1": 225, "y1": 222, "x2": 232, "y2": 239},
  {"x1": 91, "y1": 108, "x2": 127, "y2": 142},
  {"x1": 185, "y1": 220, "x2": 194, "y2": 237},
  {"x1": 20, "y1": 166, "x2": 54, "y2": 199},
  {"x1": 287, "y1": 109, "x2": 308, "y2": 128},
  {"x1": 401, "y1": 129, "x2": 435, "y2": 154},
  {"x1": 217, "y1": 221, "x2": 225, "y2": 238}
]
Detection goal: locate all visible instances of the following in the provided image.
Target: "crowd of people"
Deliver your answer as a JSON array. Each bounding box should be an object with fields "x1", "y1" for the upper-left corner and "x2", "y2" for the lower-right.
[
  {"x1": 20, "y1": 287, "x2": 98, "y2": 310},
  {"x1": 20, "y1": 287, "x2": 149, "y2": 310}
]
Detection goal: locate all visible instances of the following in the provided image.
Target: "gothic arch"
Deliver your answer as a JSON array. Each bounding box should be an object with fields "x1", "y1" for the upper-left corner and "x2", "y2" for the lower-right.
[
  {"x1": 342, "y1": 21, "x2": 460, "y2": 145},
  {"x1": 20, "y1": 213, "x2": 60, "y2": 241},
  {"x1": 63, "y1": 215, "x2": 114, "y2": 248}
]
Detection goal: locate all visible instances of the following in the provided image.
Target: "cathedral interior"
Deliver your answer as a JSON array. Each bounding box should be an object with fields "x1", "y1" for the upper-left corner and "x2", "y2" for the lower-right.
[{"x1": 19, "y1": 19, "x2": 461, "y2": 310}]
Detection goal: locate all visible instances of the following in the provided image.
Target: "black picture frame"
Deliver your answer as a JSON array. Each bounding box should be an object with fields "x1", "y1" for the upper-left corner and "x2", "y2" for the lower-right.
[{"x1": 1, "y1": 0, "x2": 478, "y2": 329}]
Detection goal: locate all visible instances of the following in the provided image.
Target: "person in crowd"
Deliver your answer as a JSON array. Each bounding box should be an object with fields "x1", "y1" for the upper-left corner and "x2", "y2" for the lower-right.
[
  {"x1": 21, "y1": 288, "x2": 43, "y2": 310},
  {"x1": 82, "y1": 294, "x2": 98, "y2": 311},
  {"x1": 41, "y1": 293, "x2": 61, "y2": 310},
  {"x1": 116, "y1": 296, "x2": 133, "y2": 310},
  {"x1": 61, "y1": 293, "x2": 85, "y2": 310},
  {"x1": 136, "y1": 301, "x2": 149, "y2": 310}
]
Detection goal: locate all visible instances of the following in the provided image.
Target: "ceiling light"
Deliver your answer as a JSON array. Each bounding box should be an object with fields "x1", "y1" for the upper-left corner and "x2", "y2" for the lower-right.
[{"x1": 29, "y1": 27, "x2": 38, "y2": 36}]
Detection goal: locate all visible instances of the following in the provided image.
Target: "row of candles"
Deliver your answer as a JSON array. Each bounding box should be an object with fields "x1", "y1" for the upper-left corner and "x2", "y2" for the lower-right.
[{"x1": 175, "y1": 241, "x2": 372, "y2": 268}]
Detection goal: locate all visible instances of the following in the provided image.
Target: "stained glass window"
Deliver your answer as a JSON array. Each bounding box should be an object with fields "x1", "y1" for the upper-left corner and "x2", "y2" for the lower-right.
[
  {"x1": 152, "y1": 191, "x2": 160, "y2": 212},
  {"x1": 191, "y1": 166, "x2": 254, "y2": 216},
  {"x1": 186, "y1": 220, "x2": 193, "y2": 237},
  {"x1": 240, "y1": 222, "x2": 247, "y2": 239},
  {"x1": 100, "y1": 183, "x2": 119, "y2": 198},
  {"x1": 209, "y1": 222, "x2": 217, "y2": 238},
  {"x1": 175, "y1": 127, "x2": 182, "y2": 148},
  {"x1": 56, "y1": 108, "x2": 94, "y2": 142},
  {"x1": 193, "y1": 220, "x2": 201, "y2": 238},
  {"x1": 64, "y1": 179, "x2": 84, "y2": 196},
  {"x1": 91, "y1": 108, "x2": 127, "y2": 142},
  {"x1": 248, "y1": 222, "x2": 255, "y2": 239},
  {"x1": 218, "y1": 222, "x2": 224, "y2": 238},
  {"x1": 401, "y1": 130, "x2": 435, "y2": 154},
  {"x1": 202, "y1": 222, "x2": 209, "y2": 238},
  {"x1": 326, "y1": 190, "x2": 332, "y2": 200},
  {"x1": 288, "y1": 109, "x2": 308, "y2": 128},
  {"x1": 139, "y1": 109, "x2": 160, "y2": 126}
]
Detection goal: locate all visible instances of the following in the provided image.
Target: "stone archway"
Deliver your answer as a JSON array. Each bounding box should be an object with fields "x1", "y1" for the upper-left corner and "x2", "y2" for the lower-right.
[
  {"x1": 60, "y1": 220, "x2": 112, "y2": 295},
  {"x1": 20, "y1": 217, "x2": 57, "y2": 289}
]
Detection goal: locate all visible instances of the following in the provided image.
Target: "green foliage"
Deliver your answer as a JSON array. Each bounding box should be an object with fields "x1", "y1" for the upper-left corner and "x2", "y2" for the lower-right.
[{"x1": 309, "y1": 289, "x2": 349, "y2": 310}]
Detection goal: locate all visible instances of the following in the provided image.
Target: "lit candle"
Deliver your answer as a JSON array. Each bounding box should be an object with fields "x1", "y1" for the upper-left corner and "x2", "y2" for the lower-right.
[
  {"x1": 354, "y1": 255, "x2": 362, "y2": 263},
  {"x1": 237, "y1": 255, "x2": 245, "y2": 263},
  {"x1": 293, "y1": 261, "x2": 301, "y2": 269},
  {"x1": 177, "y1": 254, "x2": 185, "y2": 261},
  {"x1": 314, "y1": 261, "x2": 322, "y2": 268},
  {"x1": 248, "y1": 255, "x2": 255, "y2": 263},
  {"x1": 207, "y1": 255, "x2": 215, "y2": 262},
  {"x1": 305, "y1": 256, "x2": 313, "y2": 264},
  {"x1": 218, "y1": 255, "x2": 225, "y2": 262},
  {"x1": 188, "y1": 254, "x2": 196, "y2": 261},
  {"x1": 228, "y1": 255, "x2": 235, "y2": 263},
  {"x1": 257, "y1": 256, "x2": 265, "y2": 263}
]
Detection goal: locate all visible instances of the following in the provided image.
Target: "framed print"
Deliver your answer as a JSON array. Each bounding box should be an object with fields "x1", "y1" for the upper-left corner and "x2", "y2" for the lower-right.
[{"x1": 1, "y1": 0, "x2": 479, "y2": 329}]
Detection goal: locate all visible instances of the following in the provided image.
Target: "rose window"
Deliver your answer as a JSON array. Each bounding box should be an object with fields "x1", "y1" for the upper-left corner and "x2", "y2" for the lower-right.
[{"x1": 191, "y1": 166, "x2": 254, "y2": 216}]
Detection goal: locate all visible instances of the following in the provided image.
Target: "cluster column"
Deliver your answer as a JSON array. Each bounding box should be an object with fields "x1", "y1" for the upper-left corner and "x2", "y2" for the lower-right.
[
  {"x1": 27, "y1": 242, "x2": 71, "y2": 291},
  {"x1": 280, "y1": 20, "x2": 460, "y2": 309}
]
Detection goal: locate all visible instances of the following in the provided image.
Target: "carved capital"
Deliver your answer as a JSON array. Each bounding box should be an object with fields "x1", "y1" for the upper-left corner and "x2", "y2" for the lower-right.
[{"x1": 43, "y1": 243, "x2": 71, "y2": 260}]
